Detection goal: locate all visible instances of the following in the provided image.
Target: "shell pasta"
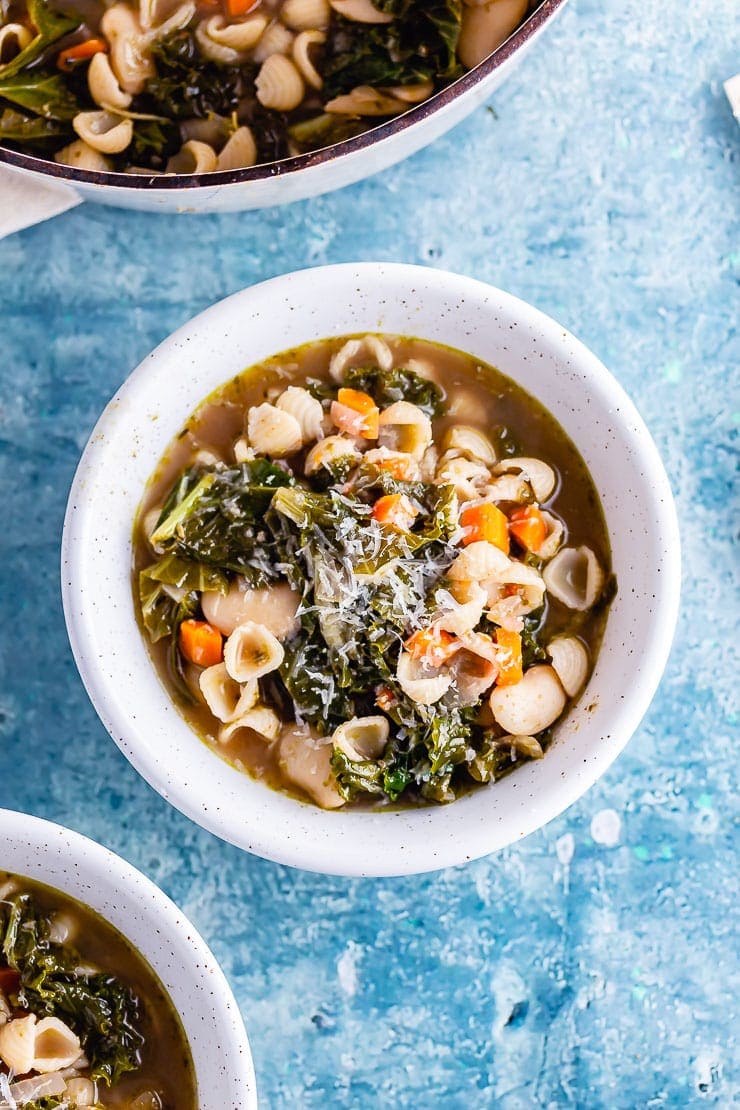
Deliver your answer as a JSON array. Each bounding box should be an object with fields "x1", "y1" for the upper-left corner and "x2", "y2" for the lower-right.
[
  {"x1": 0, "y1": 0, "x2": 538, "y2": 173},
  {"x1": 134, "y1": 334, "x2": 615, "y2": 810}
]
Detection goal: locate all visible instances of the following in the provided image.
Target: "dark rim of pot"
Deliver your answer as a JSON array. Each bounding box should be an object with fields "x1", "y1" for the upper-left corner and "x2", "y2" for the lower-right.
[{"x1": 0, "y1": 0, "x2": 566, "y2": 190}]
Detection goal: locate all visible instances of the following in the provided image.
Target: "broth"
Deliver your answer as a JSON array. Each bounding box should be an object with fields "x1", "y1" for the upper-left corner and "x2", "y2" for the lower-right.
[
  {"x1": 134, "y1": 335, "x2": 614, "y2": 809},
  {"x1": 0, "y1": 872, "x2": 196, "y2": 1109}
]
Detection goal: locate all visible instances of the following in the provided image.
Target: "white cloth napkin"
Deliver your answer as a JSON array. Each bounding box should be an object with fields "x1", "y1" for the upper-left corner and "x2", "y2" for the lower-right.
[{"x1": 0, "y1": 164, "x2": 82, "y2": 239}]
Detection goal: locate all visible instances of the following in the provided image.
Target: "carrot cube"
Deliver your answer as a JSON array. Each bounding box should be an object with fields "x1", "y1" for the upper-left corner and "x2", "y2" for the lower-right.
[
  {"x1": 460, "y1": 502, "x2": 509, "y2": 553},
  {"x1": 179, "y1": 620, "x2": 224, "y2": 668}
]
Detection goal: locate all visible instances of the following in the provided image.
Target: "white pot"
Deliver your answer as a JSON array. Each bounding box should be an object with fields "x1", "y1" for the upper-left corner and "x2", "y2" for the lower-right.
[
  {"x1": 0, "y1": 1, "x2": 566, "y2": 219},
  {"x1": 62, "y1": 262, "x2": 681, "y2": 877},
  {"x1": 0, "y1": 808, "x2": 257, "y2": 1108}
]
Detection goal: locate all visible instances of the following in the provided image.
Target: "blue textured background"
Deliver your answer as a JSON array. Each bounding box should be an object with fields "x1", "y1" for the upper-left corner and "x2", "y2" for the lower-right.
[{"x1": 1, "y1": 0, "x2": 738, "y2": 1105}]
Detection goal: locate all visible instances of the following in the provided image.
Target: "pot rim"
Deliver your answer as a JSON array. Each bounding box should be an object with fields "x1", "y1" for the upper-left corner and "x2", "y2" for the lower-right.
[{"x1": 0, "y1": 0, "x2": 566, "y2": 191}]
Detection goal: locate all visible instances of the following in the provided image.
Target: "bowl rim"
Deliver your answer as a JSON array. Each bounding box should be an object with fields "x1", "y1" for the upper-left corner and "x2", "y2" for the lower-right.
[
  {"x1": 0, "y1": 0, "x2": 567, "y2": 191},
  {"x1": 61, "y1": 262, "x2": 681, "y2": 876},
  {"x1": 0, "y1": 806, "x2": 258, "y2": 1108}
]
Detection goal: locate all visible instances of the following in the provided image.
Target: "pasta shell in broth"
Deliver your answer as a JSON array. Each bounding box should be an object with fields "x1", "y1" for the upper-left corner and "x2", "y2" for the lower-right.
[
  {"x1": 304, "y1": 434, "x2": 360, "y2": 475},
  {"x1": 276, "y1": 386, "x2": 325, "y2": 444},
  {"x1": 0, "y1": 23, "x2": 32, "y2": 64},
  {"x1": 333, "y1": 716, "x2": 389, "y2": 761},
  {"x1": 378, "y1": 401, "x2": 432, "y2": 460},
  {"x1": 0, "y1": 1014, "x2": 35, "y2": 1073},
  {"x1": 494, "y1": 456, "x2": 556, "y2": 503},
  {"x1": 547, "y1": 636, "x2": 589, "y2": 697},
  {"x1": 219, "y1": 706, "x2": 282, "y2": 744},
  {"x1": 486, "y1": 561, "x2": 545, "y2": 628},
  {"x1": 196, "y1": 14, "x2": 268, "y2": 64},
  {"x1": 437, "y1": 456, "x2": 491, "y2": 502},
  {"x1": 329, "y1": 0, "x2": 393, "y2": 22},
  {"x1": 281, "y1": 0, "x2": 331, "y2": 31},
  {"x1": 100, "y1": 4, "x2": 154, "y2": 95},
  {"x1": 329, "y1": 335, "x2": 393, "y2": 381},
  {"x1": 72, "y1": 110, "x2": 133, "y2": 154},
  {"x1": 452, "y1": 635, "x2": 498, "y2": 705},
  {"x1": 247, "y1": 402, "x2": 303, "y2": 456},
  {"x1": 28, "y1": 1016, "x2": 82, "y2": 1071},
  {"x1": 166, "y1": 139, "x2": 218, "y2": 174},
  {"x1": 54, "y1": 140, "x2": 111, "y2": 171},
  {"x1": 396, "y1": 652, "x2": 451, "y2": 705},
  {"x1": 255, "y1": 54, "x2": 305, "y2": 111},
  {"x1": 433, "y1": 584, "x2": 487, "y2": 636},
  {"x1": 490, "y1": 665, "x2": 566, "y2": 736},
  {"x1": 87, "y1": 52, "x2": 133, "y2": 111},
  {"x1": 223, "y1": 621, "x2": 285, "y2": 682},
  {"x1": 252, "y1": 20, "x2": 294, "y2": 62},
  {"x1": 543, "y1": 546, "x2": 604, "y2": 611},
  {"x1": 448, "y1": 540, "x2": 510, "y2": 587},
  {"x1": 216, "y1": 126, "x2": 258, "y2": 171},
  {"x1": 199, "y1": 663, "x2": 259, "y2": 722},
  {"x1": 443, "y1": 425, "x2": 497, "y2": 466},
  {"x1": 292, "y1": 30, "x2": 326, "y2": 90}
]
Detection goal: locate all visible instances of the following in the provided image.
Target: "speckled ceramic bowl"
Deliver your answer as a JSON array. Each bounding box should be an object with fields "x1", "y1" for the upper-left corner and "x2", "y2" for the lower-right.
[
  {"x1": 0, "y1": 1, "x2": 567, "y2": 215},
  {"x1": 0, "y1": 808, "x2": 257, "y2": 1108},
  {"x1": 62, "y1": 263, "x2": 680, "y2": 876}
]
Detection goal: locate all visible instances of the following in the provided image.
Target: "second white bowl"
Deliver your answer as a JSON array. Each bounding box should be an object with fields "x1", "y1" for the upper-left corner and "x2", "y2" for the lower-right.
[{"x1": 0, "y1": 808, "x2": 257, "y2": 1108}]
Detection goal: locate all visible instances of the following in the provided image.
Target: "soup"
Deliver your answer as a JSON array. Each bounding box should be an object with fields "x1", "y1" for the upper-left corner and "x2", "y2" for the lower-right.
[
  {"x1": 134, "y1": 334, "x2": 615, "y2": 809},
  {"x1": 0, "y1": 873, "x2": 196, "y2": 1109},
  {"x1": 0, "y1": 0, "x2": 536, "y2": 174}
]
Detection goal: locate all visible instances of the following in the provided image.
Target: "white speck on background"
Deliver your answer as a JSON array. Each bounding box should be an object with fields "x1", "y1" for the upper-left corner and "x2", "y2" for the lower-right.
[
  {"x1": 337, "y1": 942, "x2": 361, "y2": 997},
  {"x1": 591, "y1": 809, "x2": 622, "y2": 847},
  {"x1": 556, "y1": 833, "x2": 575, "y2": 865}
]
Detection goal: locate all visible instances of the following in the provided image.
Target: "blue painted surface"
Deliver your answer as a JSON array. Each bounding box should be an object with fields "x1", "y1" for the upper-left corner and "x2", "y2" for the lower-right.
[{"x1": 1, "y1": 0, "x2": 738, "y2": 1105}]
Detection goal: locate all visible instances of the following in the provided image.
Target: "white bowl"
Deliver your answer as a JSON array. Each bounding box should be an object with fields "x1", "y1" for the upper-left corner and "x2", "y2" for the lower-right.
[
  {"x1": 0, "y1": 1, "x2": 567, "y2": 214},
  {"x1": 62, "y1": 263, "x2": 680, "y2": 877},
  {"x1": 0, "y1": 808, "x2": 257, "y2": 1108}
]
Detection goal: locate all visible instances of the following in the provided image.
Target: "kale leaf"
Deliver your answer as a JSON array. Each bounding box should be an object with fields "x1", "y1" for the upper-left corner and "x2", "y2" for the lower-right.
[
  {"x1": 152, "y1": 461, "x2": 295, "y2": 579},
  {"x1": 0, "y1": 105, "x2": 71, "y2": 143},
  {"x1": 343, "y1": 364, "x2": 445, "y2": 418},
  {"x1": 139, "y1": 555, "x2": 227, "y2": 642},
  {"x1": 125, "y1": 117, "x2": 181, "y2": 171},
  {"x1": 147, "y1": 30, "x2": 249, "y2": 119},
  {"x1": 323, "y1": 1, "x2": 462, "y2": 101},
  {"x1": 0, "y1": 0, "x2": 81, "y2": 80},
  {"x1": 1, "y1": 893, "x2": 144, "y2": 1086},
  {"x1": 0, "y1": 69, "x2": 80, "y2": 120}
]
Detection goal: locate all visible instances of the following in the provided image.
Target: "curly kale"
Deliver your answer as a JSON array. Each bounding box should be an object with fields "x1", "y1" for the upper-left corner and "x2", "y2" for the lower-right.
[
  {"x1": 1, "y1": 893, "x2": 144, "y2": 1086},
  {"x1": 323, "y1": 0, "x2": 463, "y2": 101}
]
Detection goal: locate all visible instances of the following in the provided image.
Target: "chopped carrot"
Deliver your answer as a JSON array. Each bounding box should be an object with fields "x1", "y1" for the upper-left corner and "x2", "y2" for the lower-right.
[
  {"x1": 371, "y1": 493, "x2": 418, "y2": 532},
  {"x1": 179, "y1": 620, "x2": 223, "y2": 668},
  {"x1": 460, "y1": 502, "x2": 509, "y2": 553},
  {"x1": 508, "y1": 505, "x2": 547, "y2": 552},
  {"x1": 405, "y1": 626, "x2": 460, "y2": 667},
  {"x1": 56, "y1": 38, "x2": 107, "y2": 71},
  {"x1": 374, "y1": 454, "x2": 415, "y2": 481},
  {"x1": 494, "y1": 628, "x2": 523, "y2": 686},
  {"x1": 227, "y1": 0, "x2": 260, "y2": 14},
  {"x1": 375, "y1": 685, "x2": 397, "y2": 711},
  {"x1": 331, "y1": 388, "x2": 379, "y2": 439}
]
